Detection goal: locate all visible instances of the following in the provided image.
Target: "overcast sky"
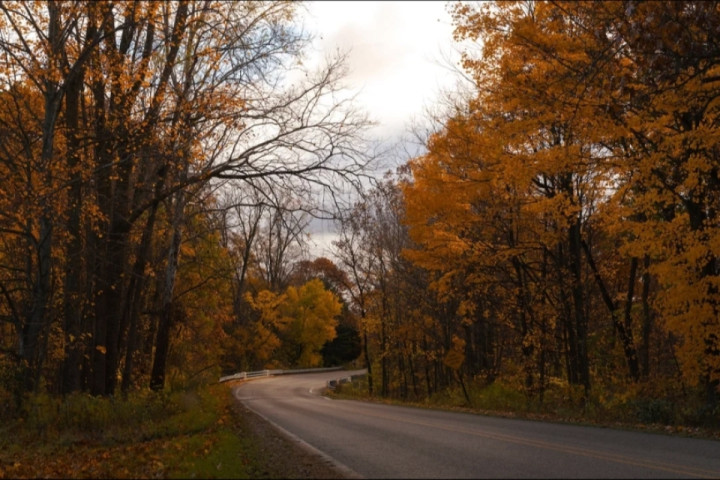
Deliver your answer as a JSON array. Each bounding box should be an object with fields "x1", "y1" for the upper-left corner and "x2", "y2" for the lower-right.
[
  {"x1": 297, "y1": 1, "x2": 465, "y2": 257},
  {"x1": 301, "y1": 1, "x2": 460, "y2": 140}
]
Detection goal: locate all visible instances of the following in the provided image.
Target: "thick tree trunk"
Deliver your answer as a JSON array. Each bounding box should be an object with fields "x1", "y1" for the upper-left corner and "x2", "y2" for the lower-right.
[
  {"x1": 640, "y1": 256, "x2": 652, "y2": 378},
  {"x1": 568, "y1": 220, "x2": 590, "y2": 396},
  {"x1": 23, "y1": 216, "x2": 53, "y2": 393},
  {"x1": 121, "y1": 198, "x2": 160, "y2": 393},
  {"x1": 23, "y1": 2, "x2": 63, "y2": 393},
  {"x1": 363, "y1": 325, "x2": 373, "y2": 396},
  {"x1": 91, "y1": 223, "x2": 130, "y2": 396},
  {"x1": 558, "y1": 242, "x2": 578, "y2": 386},
  {"x1": 60, "y1": 62, "x2": 86, "y2": 394},
  {"x1": 621, "y1": 257, "x2": 641, "y2": 380},
  {"x1": 150, "y1": 191, "x2": 185, "y2": 391},
  {"x1": 423, "y1": 336, "x2": 432, "y2": 397}
]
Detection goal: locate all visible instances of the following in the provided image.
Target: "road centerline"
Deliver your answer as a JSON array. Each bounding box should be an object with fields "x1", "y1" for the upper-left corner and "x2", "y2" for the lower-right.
[{"x1": 334, "y1": 405, "x2": 719, "y2": 478}]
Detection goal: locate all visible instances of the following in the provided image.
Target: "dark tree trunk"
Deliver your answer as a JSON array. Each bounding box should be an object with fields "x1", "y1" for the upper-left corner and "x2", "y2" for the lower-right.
[
  {"x1": 150, "y1": 191, "x2": 185, "y2": 391},
  {"x1": 23, "y1": 2, "x2": 63, "y2": 393},
  {"x1": 569, "y1": 220, "x2": 590, "y2": 396},
  {"x1": 581, "y1": 241, "x2": 640, "y2": 381},
  {"x1": 640, "y1": 256, "x2": 652, "y2": 378},
  {"x1": 121, "y1": 197, "x2": 160, "y2": 393},
  {"x1": 60, "y1": 55, "x2": 87, "y2": 394}
]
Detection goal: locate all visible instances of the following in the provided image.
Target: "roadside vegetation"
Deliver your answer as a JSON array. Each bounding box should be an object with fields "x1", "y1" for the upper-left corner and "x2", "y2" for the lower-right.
[
  {"x1": 329, "y1": 375, "x2": 720, "y2": 441},
  {"x1": 0, "y1": 382, "x2": 282, "y2": 479}
]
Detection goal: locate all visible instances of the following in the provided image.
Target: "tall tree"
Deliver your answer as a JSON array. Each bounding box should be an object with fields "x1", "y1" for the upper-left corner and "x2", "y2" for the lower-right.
[{"x1": 0, "y1": 0, "x2": 370, "y2": 396}]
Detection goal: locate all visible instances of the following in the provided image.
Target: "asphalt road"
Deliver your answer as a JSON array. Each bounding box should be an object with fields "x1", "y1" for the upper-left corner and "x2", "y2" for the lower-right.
[{"x1": 233, "y1": 370, "x2": 720, "y2": 479}]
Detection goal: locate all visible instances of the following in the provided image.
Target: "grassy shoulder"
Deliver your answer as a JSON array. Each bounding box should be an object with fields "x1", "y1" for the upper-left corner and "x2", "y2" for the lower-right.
[
  {"x1": 327, "y1": 376, "x2": 720, "y2": 441},
  {"x1": 0, "y1": 382, "x2": 277, "y2": 479}
]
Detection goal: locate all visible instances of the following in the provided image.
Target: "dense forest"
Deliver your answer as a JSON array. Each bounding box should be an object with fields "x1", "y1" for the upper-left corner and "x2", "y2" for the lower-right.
[
  {"x1": 1, "y1": 0, "x2": 719, "y2": 428},
  {"x1": 354, "y1": 0, "x2": 720, "y2": 421},
  {"x1": 0, "y1": 0, "x2": 368, "y2": 406}
]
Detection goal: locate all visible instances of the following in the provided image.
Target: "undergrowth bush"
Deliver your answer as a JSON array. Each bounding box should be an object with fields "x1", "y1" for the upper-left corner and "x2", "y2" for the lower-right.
[
  {"x1": 0, "y1": 356, "x2": 24, "y2": 420},
  {"x1": 631, "y1": 397, "x2": 676, "y2": 425},
  {"x1": 0, "y1": 382, "x2": 278, "y2": 478},
  {"x1": 16, "y1": 385, "x2": 221, "y2": 445},
  {"x1": 330, "y1": 372, "x2": 720, "y2": 433}
]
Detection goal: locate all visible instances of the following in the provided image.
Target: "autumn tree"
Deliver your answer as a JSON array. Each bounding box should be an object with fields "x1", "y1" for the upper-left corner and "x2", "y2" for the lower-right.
[
  {"x1": 595, "y1": 1, "x2": 720, "y2": 399},
  {"x1": 335, "y1": 170, "x2": 438, "y2": 399},
  {"x1": 289, "y1": 257, "x2": 362, "y2": 367},
  {"x1": 399, "y1": 0, "x2": 720, "y2": 411},
  {"x1": 403, "y1": 111, "x2": 537, "y2": 395},
  {"x1": 277, "y1": 279, "x2": 341, "y2": 367},
  {"x1": 333, "y1": 194, "x2": 381, "y2": 394},
  {"x1": 240, "y1": 278, "x2": 341, "y2": 369},
  {"x1": 0, "y1": 0, "x2": 370, "y2": 398},
  {"x1": 255, "y1": 200, "x2": 310, "y2": 293},
  {"x1": 240, "y1": 289, "x2": 287, "y2": 370}
]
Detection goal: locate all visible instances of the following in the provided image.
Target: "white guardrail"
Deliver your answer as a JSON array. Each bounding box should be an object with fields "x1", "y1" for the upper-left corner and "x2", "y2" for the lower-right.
[
  {"x1": 219, "y1": 366, "x2": 343, "y2": 383},
  {"x1": 219, "y1": 366, "x2": 367, "y2": 390}
]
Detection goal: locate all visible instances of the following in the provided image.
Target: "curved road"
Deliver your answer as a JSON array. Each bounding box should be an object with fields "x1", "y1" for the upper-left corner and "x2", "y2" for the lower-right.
[{"x1": 233, "y1": 370, "x2": 720, "y2": 478}]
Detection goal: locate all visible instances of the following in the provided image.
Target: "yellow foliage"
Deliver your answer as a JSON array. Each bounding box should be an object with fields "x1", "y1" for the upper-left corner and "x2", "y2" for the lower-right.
[
  {"x1": 242, "y1": 279, "x2": 341, "y2": 369},
  {"x1": 404, "y1": 0, "x2": 720, "y2": 392},
  {"x1": 281, "y1": 279, "x2": 341, "y2": 367}
]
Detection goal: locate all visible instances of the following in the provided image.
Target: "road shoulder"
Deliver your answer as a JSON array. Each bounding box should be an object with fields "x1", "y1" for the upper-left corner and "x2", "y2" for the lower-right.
[{"x1": 231, "y1": 386, "x2": 352, "y2": 479}]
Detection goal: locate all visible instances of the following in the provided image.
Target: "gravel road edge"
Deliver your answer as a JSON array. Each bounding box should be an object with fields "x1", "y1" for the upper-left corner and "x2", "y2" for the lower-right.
[{"x1": 230, "y1": 383, "x2": 358, "y2": 479}]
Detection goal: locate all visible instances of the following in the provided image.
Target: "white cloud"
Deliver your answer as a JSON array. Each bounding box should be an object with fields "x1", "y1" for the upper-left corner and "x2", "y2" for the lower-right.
[
  {"x1": 307, "y1": 229, "x2": 339, "y2": 260},
  {"x1": 301, "y1": 1, "x2": 461, "y2": 141},
  {"x1": 297, "y1": 1, "x2": 464, "y2": 259}
]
